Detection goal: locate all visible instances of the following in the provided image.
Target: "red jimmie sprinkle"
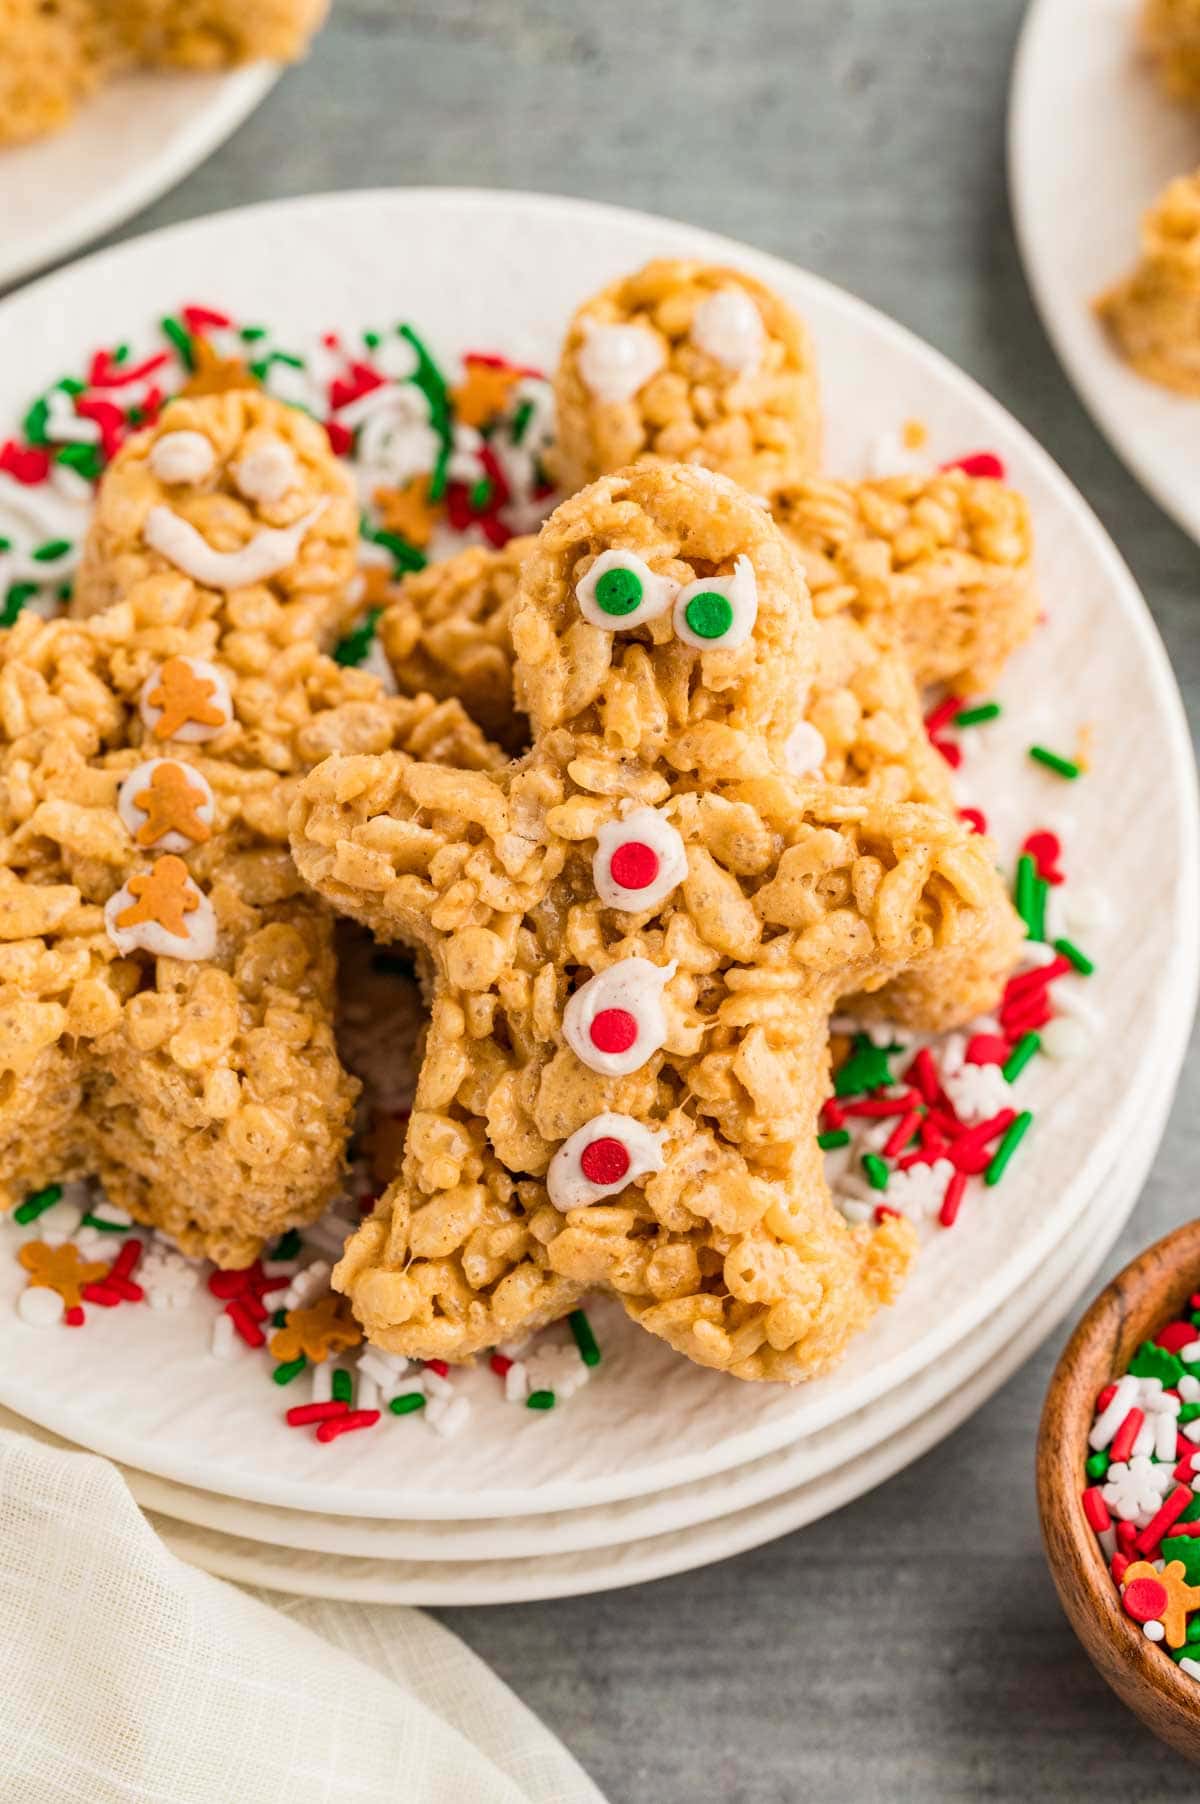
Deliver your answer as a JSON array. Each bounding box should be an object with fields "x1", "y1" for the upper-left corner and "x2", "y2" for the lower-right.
[
  {"x1": 966, "y1": 1034, "x2": 1010, "y2": 1067},
  {"x1": 1134, "y1": 1484, "x2": 1194, "y2": 1557},
  {"x1": 1096, "y1": 1382, "x2": 1117, "y2": 1414},
  {"x1": 316, "y1": 1409, "x2": 381, "y2": 1443},
  {"x1": 609, "y1": 841, "x2": 659, "y2": 891},
  {"x1": 1109, "y1": 1408, "x2": 1145, "y2": 1465},
  {"x1": 940, "y1": 451, "x2": 1006, "y2": 481},
  {"x1": 959, "y1": 807, "x2": 988, "y2": 835},
  {"x1": 882, "y1": 1110, "x2": 922, "y2": 1159},
  {"x1": 1022, "y1": 829, "x2": 1065, "y2": 885},
  {"x1": 580, "y1": 1137, "x2": 631, "y2": 1187},
  {"x1": 938, "y1": 1169, "x2": 968, "y2": 1228},
  {"x1": 0, "y1": 440, "x2": 51, "y2": 484},
  {"x1": 1082, "y1": 1486, "x2": 1112, "y2": 1533},
  {"x1": 63, "y1": 1306, "x2": 84, "y2": 1327},
  {"x1": 924, "y1": 696, "x2": 963, "y2": 737},
  {"x1": 286, "y1": 1401, "x2": 350, "y2": 1427},
  {"x1": 325, "y1": 419, "x2": 354, "y2": 456},
  {"x1": 226, "y1": 1300, "x2": 266, "y2": 1349},
  {"x1": 181, "y1": 305, "x2": 232, "y2": 334},
  {"x1": 425, "y1": 1359, "x2": 450, "y2": 1378},
  {"x1": 87, "y1": 348, "x2": 169, "y2": 389},
  {"x1": 489, "y1": 1353, "x2": 513, "y2": 1377},
  {"x1": 590, "y1": 1008, "x2": 638, "y2": 1055},
  {"x1": 1112, "y1": 1551, "x2": 1133, "y2": 1584}
]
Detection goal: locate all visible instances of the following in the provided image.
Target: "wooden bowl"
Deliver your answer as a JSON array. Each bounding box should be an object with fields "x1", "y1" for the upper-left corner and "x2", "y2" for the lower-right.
[{"x1": 1038, "y1": 1218, "x2": 1200, "y2": 1762}]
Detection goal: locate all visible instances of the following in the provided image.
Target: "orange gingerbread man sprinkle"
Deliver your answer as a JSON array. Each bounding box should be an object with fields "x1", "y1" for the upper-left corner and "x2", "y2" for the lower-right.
[
  {"x1": 451, "y1": 359, "x2": 523, "y2": 428},
  {"x1": 269, "y1": 1291, "x2": 363, "y2": 1365},
  {"x1": 126, "y1": 761, "x2": 213, "y2": 848},
  {"x1": 1121, "y1": 1559, "x2": 1200, "y2": 1647},
  {"x1": 19, "y1": 1241, "x2": 108, "y2": 1310},
  {"x1": 116, "y1": 855, "x2": 200, "y2": 939},
  {"x1": 374, "y1": 476, "x2": 440, "y2": 549},
  {"x1": 141, "y1": 656, "x2": 232, "y2": 742}
]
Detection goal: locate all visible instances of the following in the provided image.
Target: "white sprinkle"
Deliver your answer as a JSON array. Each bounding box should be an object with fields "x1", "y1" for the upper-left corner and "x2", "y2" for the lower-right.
[
  {"x1": 1181, "y1": 1658, "x2": 1200, "y2": 1682},
  {"x1": 1040, "y1": 1018, "x2": 1089, "y2": 1060},
  {"x1": 310, "y1": 1363, "x2": 333, "y2": 1405},
  {"x1": 1090, "y1": 1376, "x2": 1140, "y2": 1450},
  {"x1": 210, "y1": 1313, "x2": 239, "y2": 1360},
  {"x1": 1157, "y1": 1412, "x2": 1180, "y2": 1463},
  {"x1": 356, "y1": 1373, "x2": 380, "y2": 1414},
  {"x1": 17, "y1": 1287, "x2": 64, "y2": 1328},
  {"x1": 1144, "y1": 1620, "x2": 1166, "y2": 1642},
  {"x1": 504, "y1": 1360, "x2": 529, "y2": 1405},
  {"x1": 425, "y1": 1394, "x2": 471, "y2": 1439}
]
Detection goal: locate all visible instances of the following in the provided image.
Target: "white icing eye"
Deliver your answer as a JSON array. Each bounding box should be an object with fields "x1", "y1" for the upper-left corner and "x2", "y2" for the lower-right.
[
  {"x1": 546, "y1": 1112, "x2": 666, "y2": 1210},
  {"x1": 104, "y1": 855, "x2": 217, "y2": 962},
  {"x1": 232, "y1": 436, "x2": 300, "y2": 505},
  {"x1": 672, "y1": 555, "x2": 758, "y2": 651},
  {"x1": 562, "y1": 957, "x2": 676, "y2": 1077},
  {"x1": 783, "y1": 721, "x2": 826, "y2": 776},
  {"x1": 575, "y1": 550, "x2": 677, "y2": 631},
  {"x1": 593, "y1": 807, "x2": 688, "y2": 913},
  {"x1": 149, "y1": 431, "x2": 216, "y2": 485},
  {"x1": 117, "y1": 758, "x2": 216, "y2": 853},
  {"x1": 577, "y1": 323, "x2": 665, "y2": 403},
  {"x1": 139, "y1": 656, "x2": 234, "y2": 745},
  {"x1": 690, "y1": 288, "x2": 766, "y2": 373}
]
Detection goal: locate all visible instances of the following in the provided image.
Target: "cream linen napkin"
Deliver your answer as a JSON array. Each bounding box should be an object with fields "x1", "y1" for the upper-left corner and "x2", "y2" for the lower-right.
[{"x1": 0, "y1": 1429, "x2": 607, "y2": 1804}]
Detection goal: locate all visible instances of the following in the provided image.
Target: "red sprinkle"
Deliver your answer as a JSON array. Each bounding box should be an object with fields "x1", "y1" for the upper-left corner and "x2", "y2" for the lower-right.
[
  {"x1": 109, "y1": 1239, "x2": 143, "y2": 1282},
  {"x1": 325, "y1": 419, "x2": 354, "y2": 456},
  {"x1": 425, "y1": 1359, "x2": 450, "y2": 1378},
  {"x1": 1112, "y1": 1551, "x2": 1133, "y2": 1584},
  {"x1": 1135, "y1": 1484, "x2": 1194, "y2": 1557},
  {"x1": 941, "y1": 451, "x2": 1006, "y2": 481},
  {"x1": 931, "y1": 737, "x2": 962, "y2": 769},
  {"x1": 874, "y1": 1204, "x2": 902, "y2": 1224},
  {"x1": 924, "y1": 696, "x2": 963, "y2": 738},
  {"x1": 226, "y1": 1299, "x2": 266, "y2": 1349},
  {"x1": 1117, "y1": 1518, "x2": 1139, "y2": 1550},
  {"x1": 181, "y1": 305, "x2": 233, "y2": 334},
  {"x1": 1082, "y1": 1486, "x2": 1112, "y2": 1533},
  {"x1": 822, "y1": 1100, "x2": 846, "y2": 1130},
  {"x1": 316, "y1": 1409, "x2": 381, "y2": 1443},
  {"x1": 1002, "y1": 956, "x2": 1072, "y2": 1004},
  {"x1": 938, "y1": 1169, "x2": 968, "y2": 1228},
  {"x1": 882, "y1": 1110, "x2": 922, "y2": 1158},
  {"x1": 905, "y1": 1049, "x2": 941, "y2": 1106},
  {"x1": 1096, "y1": 1383, "x2": 1118, "y2": 1414},
  {"x1": 489, "y1": 1353, "x2": 513, "y2": 1377},
  {"x1": 479, "y1": 513, "x2": 514, "y2": 548},
  {"x1": 63, "y1": 1306, "x2": 85, "y2": 1327},
  {"x1": 87, "y1": 348, "x2": 169, "y2": 389},
  {"x1": 286, "y1": 1401, "x2": 350, "y2": 1427},
  {"x1": 1156, "y1": 1321, "x2": 1197, "y2": 1354},
  {"x1": 959, "y1": 807, "x2": 988, "y2": 835},
  {"x1": 1022, "y1": 829, "x2": 1065, "y2": 885},
  {"x1": 965, "y1": 1034, "x2": 1010, "y2": 1067},
  {"x1": 0, "y1": 440, "x2": 51, "y2": 484},
  {"x1": 329, "y1": 362, "x2": 384, "y2": 412},
  {"x1": 74, "y1": 397, "x2": 126, "y2": 460},
  {"x1": 840, "y1": 1091, "x2": 922, "y2": 1120},
  {"x1": 580, "y1": 1137, "x2": 631, "y2": 1187},
  {"x1": 81, "y1": 1282, "x2": 122, "y2": 1307},
  {"x1": 1110, "y1": 1408, "x2": 1145, "y2": 1465}
]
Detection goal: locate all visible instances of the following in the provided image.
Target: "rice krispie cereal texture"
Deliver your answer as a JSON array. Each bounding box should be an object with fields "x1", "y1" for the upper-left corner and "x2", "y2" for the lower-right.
[
  {"x1": 115, "y1": 0, "x2": 328, "y2": 66},
  {"x1": 1096, "y1": 169, "x2": 1200, "y2": 396},
  {"x1": 552, "y1": 260, "x2": 821, "y2": 498},
  {"x1": 292, "y1": 463, "x2": 1021, "y2": 1382},
  {"x1": 1141, "y1": 0, "x2": 1200, "y2": 103},
  {"x1": 0, "y1": 0, "x2": 115, "y2": 146},
  {"x1": 73, "y1": 389, "x2": 361, "y2": 646}
]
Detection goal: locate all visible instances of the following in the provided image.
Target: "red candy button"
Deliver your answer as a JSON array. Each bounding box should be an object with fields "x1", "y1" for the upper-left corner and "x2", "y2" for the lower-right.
[
  {"x1": 941, "y1": 451, "x2": 1006, "y2": 481},
  {"x1": 1122, "y1": 1576, "x2": 1168, "y2": 1624},
  {"x1": 579, "y1": 1137, "x2": 631, "y2": 1186},
  {"x1": 589, "y1": 1008, "x2": 638, "y2": 1055},
  {"x1": 609, "y1": 841, "x2": 660, "y2": 891}
]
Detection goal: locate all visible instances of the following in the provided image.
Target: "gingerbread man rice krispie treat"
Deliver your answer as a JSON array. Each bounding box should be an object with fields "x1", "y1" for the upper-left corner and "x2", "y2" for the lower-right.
[
  {"x1": 552, "y1": 259, "x2": 821, "y2": 497},
  {"x1": 0, "y1": 0, "x2": 116, "y2": 145},
  {"x1": 293, "y1": 463, "x2": 1021, "y2": 1382},
  {"x1": 73, "y1": 387, "x2": 361, "y2": 646},
  {"x1": 1141, "y1": 0, "x2": 1200, "y2": 104},
  {"x1": 1096, "y1": 169, "x2": 1200, "y2": 396}
]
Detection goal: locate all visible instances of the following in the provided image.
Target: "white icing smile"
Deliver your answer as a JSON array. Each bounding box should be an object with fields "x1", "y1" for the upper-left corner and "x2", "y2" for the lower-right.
[
  {"x1": 143, "y1": 500, "x2": 326, "y2": 590},
  {"x1": 577, "y1": 323, "x2": 665, "y2": 404}
]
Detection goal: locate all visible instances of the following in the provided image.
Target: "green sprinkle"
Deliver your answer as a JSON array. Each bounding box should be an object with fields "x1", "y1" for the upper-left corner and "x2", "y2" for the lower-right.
[
  {"x1": 1014, "y1": 853, "x2": 1036, "y2": 930},
  {"x1": 818, "y1": 1128, "x2": 851, "y2": 1151},
  {"x1": 834, "y1": 1037, "x2": 894, "y2": 1097},
  {"x1": 526, "y1": 1389, "x2": 556, "y2": 1410},
  {"x1": 59, "y1": 377, "x2": 84, "y2": 396},
  {"x1": 113, "y1": 343, "x2": 129, "y2": 364},
  {"x1": 984, "y1": 1110, "x2": 1032, "y2": 1186},
  {"x1": 333, "y1": 605, "x2": 383, "y2": 667},
  {"x1": 469, "y1": 476, "x2": 493, "y2": 512},
  {"x1": 683, "y1": 591, "x2": 734, "y2": 641},
  {"x1": 2, "y1": 582, "x2": 38, "y2": 626},
  {"x1": 0, "y1": 538, "x2": 9, "y2": 553},
  {"x1": 1029, "y1": 745, "x2": 1081, "y2": 780},
  {"x1": 427, "y1": 437, "x2": 451, "y2": 505},
  {"x1": 272, "y1": 1228, "x2": 302, "y2": 1262},
  {"x1": 1054, "y1": 937, "x2": 1094, "y2": 976},
  {"x1": 1162, "y1": 1537, "x2": 1200, "y2": 1587},
  {"x1": 510, "y1": 398, "x2": 534, "y2": 443},
  {"x1": 240, "y1": 324, "x2": 268, "y2": 342},
  {"x1": 953, "y1": 702, "x2": 1001, "y2": 727},
  {"x1": 390, "y1": 1392, "x2": 426, "y2": 1415},
  {"x1": 1131, "y1": 1340, "x2": 1185, "y2": 1387},
  {"x1": 1180, "y1": 1496, "x2": 1200, "y2": 1524},
  {"x1": 862, "y1": 1153, "x2": 889, "y2": 1192},
  {"x1": 81, "y1": 1212, "x2": 127, "y2": 1233},
  {"x1": 370, "y1": 528, "x2": 426, "y2": 574},
  {"x1": 272, "y1": 1308, "x2": 288, "y2": 1329},
  {"x1": 331, "y1": 1369, "x2": 353, "y2": 1404},
  {"x1": 363, "y1": 330, "x2": 381, "y2": 350},
  {"x1": 22, "y1": 396, "x2": 50, "y2": 446},
  {"x1": 272, "y1": 1357, "x2": 307, "y2": 1386},
  {"x1": 56, "y1": 442, "x2": 103, "y2": 480},
  {"x1": 1028, "y1": 876, "x2": 1048, "y2": 944},
  {"x1": 1002, "y1": 1032, "x2": 1041, "y2": 1084},
  {"x1": 13, "y1": 1184, "x2": 63, "y2": 1225},
  {"x1": 56, "y1": 582, "x2": 72, "y2": 604},
  {"x1": 1084, "y1": 1450, "x2": 1110, "y2": 1481},
  {"x1": 160, "y1": 315, "x2": 195, "y2": 372},
  {"x1": 1187, "y1": 1614, "x2": 1200, "y2": 1641},
  {"x1": 32, "y1": 538, "x2": 72, "y2": 563},
  {"x1": 569, "y1": 1309, "x2": 602, "y2": 1368},
  {"x1": 251, "y1": 349, "x2": 305, "y2": 382}
]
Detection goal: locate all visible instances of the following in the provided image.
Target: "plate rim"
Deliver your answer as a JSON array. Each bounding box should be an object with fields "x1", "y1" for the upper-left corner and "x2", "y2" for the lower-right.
[{"x1": 0, "y1": 186, "x2": 1194, "y2": 1518}]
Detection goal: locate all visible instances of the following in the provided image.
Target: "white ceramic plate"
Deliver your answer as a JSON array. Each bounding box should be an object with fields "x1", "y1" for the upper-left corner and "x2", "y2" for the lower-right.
[
  {"x1": 0, "y1": 190, "x2": 1193, "y2": 1524},
  {"x1": 0, "y1": 64, "x2": 278, "y2": 292},
  {"x1": 145, "y1": 1151, "x2": 1143, "y2": 1602},
  {"x1": 1010, "y1": 0, "x2": 1200, "y2": 542}
]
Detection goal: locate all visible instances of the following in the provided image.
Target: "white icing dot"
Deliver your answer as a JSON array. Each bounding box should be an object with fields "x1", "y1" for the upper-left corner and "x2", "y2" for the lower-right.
[
  {"x1": 232, "y1": 436, "x2": 300, "y2": 505},
  {"x1": 117, "y1": 758, "x2": 216, "y2": 853},
  {"x1": 547, "y1": 1112, "x2": 666, "y2": 1210},
  {"x1": 673, "y1": 555, "x2": 759, "y2": 651},
  {"x1": 577, "y1": 323, "x2": 665, "y2": 404},
  {"x1": 575, "y1": 549, "x2": 677, "y2": 631},
  {"x1": 783, "y1": 720, "x2": 826, "y2": 775},
  {"x1": 142, "y1": 500, "x2": 326, "y2": 589},
  {"x1": 17, "y1": 1286, "x2": 65, "y2": 1328},
  {"x1": 690, "y1": 288, "x2": 766, "y2": 373},
  {"x1": 104, "y1": 866, "x2": 218, "y2": 962},
  {"x1": 1040, "y1": 1017, "x2": 1090, "y2": 1060},
  {"x1": 149, "y1": 431, "x2": 217, "y2": 485},
  {"x1": 139, "y1": 657, "x2": 233, "y2": 744},
  {"x1": 562, "y1": 957, "x2": 676, "y2": 1078},
  {"x1": 593, "y1": 806, "x2": 688, "y2": 913}
]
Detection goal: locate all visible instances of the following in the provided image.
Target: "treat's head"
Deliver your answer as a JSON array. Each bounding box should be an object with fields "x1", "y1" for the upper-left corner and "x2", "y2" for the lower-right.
[
  {"x1": 77, "y1": 388, "x2": 359, "y2": 639},
  {"x1": 511, "y1": 462, "x2": 815, "y2": 774}
]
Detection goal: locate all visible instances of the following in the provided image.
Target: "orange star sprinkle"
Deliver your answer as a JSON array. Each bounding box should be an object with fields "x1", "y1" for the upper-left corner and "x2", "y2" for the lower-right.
[
  {"x1": 373, "y1": 476, "x2": 440, "y2": 549},
  {"x1": 19, "y1": 1241, "x2": 108, "y2": 1310},
  {"x1": 115, "y1": 855, "x2": 200, "y2": 939},
  {"x1": 269, "y1": 1291, "x2": 363, "y2": 1365},
  {"x1": 451, "y1": 359, "x2": 522, "y2": 429},
  {"x1": 180, "y1": 336, "x2": 258, "y2": 398},
  {"x1": 131, "y1": 762, "x2": 212, "y2": 847},
  {"x1": 146, "y1": 657, "x2": 226, "y2": 740}
]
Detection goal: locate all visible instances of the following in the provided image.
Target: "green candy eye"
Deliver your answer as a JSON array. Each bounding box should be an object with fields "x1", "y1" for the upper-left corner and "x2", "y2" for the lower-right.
[
  {"x1": 594, "y1": 566, "x2": 644, "y2": 617},
  {"x1": 682, "y1": 591, "x2": 734, "y2": 640}
]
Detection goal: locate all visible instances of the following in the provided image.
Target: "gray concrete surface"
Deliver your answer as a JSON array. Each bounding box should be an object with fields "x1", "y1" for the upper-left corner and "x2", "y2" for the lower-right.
[{"x1": 47, "y1": 1, "x2": 1200, "y2": 1796}]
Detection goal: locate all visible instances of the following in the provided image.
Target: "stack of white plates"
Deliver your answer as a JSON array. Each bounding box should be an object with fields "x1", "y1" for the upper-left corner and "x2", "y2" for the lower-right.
[{"x1": 0, "y1": 193, "x2": 1193, "y2": 1604}]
